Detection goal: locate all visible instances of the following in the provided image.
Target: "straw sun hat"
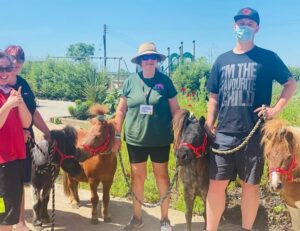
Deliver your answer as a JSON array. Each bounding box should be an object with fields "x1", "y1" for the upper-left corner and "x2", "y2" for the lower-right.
[{"x1": 131, "y1": 42, "x2": 166, "y2": 64}]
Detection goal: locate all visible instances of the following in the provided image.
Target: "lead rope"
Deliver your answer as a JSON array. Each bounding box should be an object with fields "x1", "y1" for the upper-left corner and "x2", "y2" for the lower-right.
[
  {"x1": 50, "y1": 146, "x2": 56, "y2": 231},
  {"x1": 211, "y1": 105, "x2": 267, "y2": 155}
]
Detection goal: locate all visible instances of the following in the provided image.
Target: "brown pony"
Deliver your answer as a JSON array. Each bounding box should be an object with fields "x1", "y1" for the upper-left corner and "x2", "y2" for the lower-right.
[
  {"x1": 173, "y1": 109, "x2": 213, "y2": 231},
  {"x1": 261, "y1": 118, "x2": 300, "y2": 231},
  {"x1": 62, "y1": 104, "x2": 117, "y2": 224}
]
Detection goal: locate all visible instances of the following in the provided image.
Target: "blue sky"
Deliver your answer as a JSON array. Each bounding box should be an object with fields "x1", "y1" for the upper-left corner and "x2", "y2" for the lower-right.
[{"x1": 1, "y1": 0, "x2": 299, "y2": 72}]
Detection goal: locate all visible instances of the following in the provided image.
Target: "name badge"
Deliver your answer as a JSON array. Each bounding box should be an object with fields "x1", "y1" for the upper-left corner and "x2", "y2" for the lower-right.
[{"x1": 140, "y1": 105, "x2": 153, "y2": 115}]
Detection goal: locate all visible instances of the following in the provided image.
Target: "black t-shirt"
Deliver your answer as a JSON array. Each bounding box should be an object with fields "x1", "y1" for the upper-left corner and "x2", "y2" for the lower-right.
[
  {"x1": 11, "y1": 75, "x2": 36, "y2": 135},
  {"x1": 207, "y1": 46, "x2": 292, "y2": 134}
]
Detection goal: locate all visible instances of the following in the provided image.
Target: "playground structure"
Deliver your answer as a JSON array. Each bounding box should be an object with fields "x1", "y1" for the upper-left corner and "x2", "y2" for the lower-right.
[
  {"x1": 42, "y1": 39, "x2": 198, "y2": 90},
  {"x1": 49, "y1": 55, "x2": 130, "y2": 89},
  {"x1": 160, "y1": 40, "x2": 196, "y2": 76}
]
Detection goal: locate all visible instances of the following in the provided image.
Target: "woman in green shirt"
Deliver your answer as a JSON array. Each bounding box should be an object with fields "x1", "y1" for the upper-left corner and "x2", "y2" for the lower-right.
[{"x1": 114, "y1": 42, "x2": 180, "y2": 231}]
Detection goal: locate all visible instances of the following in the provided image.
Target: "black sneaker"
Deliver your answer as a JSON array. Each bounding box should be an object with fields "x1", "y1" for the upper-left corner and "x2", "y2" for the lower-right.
[
  {"x1": 160, "y1": 218, "x2": 173, "y2": 231},
  {"x1": 121, "y1": 216, "x2": 144, "y2": 231}
]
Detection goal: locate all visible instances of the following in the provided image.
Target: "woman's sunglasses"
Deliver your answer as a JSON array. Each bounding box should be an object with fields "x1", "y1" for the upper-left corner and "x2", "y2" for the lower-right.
[
  {"x1": 0, "y1": 66, "x2": 14, "y2": 73},
  {"x1": 140, "y1": 54, "x2": 158, "y2": 61}
]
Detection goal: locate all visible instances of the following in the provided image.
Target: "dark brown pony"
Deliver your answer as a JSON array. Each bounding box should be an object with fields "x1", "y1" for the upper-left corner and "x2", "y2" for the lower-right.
[
  {"x1": 62, "y1": 104, "x2": 117, "y2": 224},
  {"x1": 31, "y1": 126, "x2": 81, "y2": 227},
  {"x1": 173, "y1": 109, "x2": 213, "y2": 231},
  {"x1": 261, "y1": 118, "x2": 300, "y2": 230}
]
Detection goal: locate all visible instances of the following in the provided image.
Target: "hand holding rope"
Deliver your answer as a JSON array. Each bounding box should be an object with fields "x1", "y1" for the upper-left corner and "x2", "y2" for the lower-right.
[{"x1": 211, "y1": 104, "x2": 267, "y2": 155}]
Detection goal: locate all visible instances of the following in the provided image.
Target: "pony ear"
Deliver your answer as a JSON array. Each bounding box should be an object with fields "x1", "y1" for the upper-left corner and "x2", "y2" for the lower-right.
[
  {"x1": 89, "y1": 118, "x2": 97, "y2": 125},
  {"x1": 279, "y1": 128, "x2": 286, "y2": 140},
  {"x1": 198, "y1": 116, "x2": 205, "y2": 126},
  {"x1": 188, "y1": 112, "x2": 197, "y2": 122}
]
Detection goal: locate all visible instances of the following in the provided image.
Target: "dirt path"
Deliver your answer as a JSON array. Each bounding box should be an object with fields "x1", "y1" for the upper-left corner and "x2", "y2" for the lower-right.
[{"x1": 24, "y1": 182, "x2": 241, "y2": 231}]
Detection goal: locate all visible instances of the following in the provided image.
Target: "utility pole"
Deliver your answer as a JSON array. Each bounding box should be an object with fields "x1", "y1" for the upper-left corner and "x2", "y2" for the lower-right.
[
  {"x1": 117, "y1": 58, "x2": 121, "y2": 88},
  {"x1": 167, "y1": 47, "x2": 170, "y2": 77},
  {"x1": 192, "y1": 40, "x2": 196, "y2": 61},
  {"x1": 180, "y1": 41, "x2": 183, "y2": 62},
  {"x1": 103, "y1": 24, "x2": 107, "y2": 69},
  {"x1": 179, "y1": 46, "x2": 182, "y2": 63}
]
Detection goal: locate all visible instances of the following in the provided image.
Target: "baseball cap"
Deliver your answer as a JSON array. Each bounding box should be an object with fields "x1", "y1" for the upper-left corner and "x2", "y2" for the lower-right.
[{"x1": 234, "y1": 7, "x2": 260, "y2": 25}]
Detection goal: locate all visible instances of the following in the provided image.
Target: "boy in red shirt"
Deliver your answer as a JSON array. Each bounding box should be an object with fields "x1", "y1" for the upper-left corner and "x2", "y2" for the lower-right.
[{"x1": 0, "y1": 52, "x2": 32, "y2": 231}]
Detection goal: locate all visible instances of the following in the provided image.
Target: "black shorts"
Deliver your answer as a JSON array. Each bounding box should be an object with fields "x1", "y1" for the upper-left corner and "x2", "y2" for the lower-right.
[
  {"x1": 126, "y1": 144, "x2": 170, "y2": 164},
  {"x1": 209, "y1": 133, "x2": 264, "y2": 185},
  {"x1": 0, "y1": 159, "x2": 25, "y2": 225},
  {"x1": 24, "y1": 142, "x2": 33, "y2": 184}
]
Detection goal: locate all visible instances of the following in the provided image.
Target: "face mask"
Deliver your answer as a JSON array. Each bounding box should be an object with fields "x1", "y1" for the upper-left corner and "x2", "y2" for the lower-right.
[{"x1": 235, "y1": 25, "x2": 255, "y2": 42}]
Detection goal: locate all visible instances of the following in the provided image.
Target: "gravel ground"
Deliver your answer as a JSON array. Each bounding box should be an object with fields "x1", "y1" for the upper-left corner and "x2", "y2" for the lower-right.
[{"x1": 223, "y1": 186, "x2": 292, "y2": 231}]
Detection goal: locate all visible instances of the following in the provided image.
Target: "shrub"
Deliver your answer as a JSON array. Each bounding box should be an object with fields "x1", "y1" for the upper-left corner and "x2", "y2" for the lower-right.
[
  {"x1": 172, "y1": 57, "x2": 210, "y2": 93},
  {"x1": 68, "y1": 100, "x2": 93, "y2": 120},
  {"x1": 103, "y1": 88, "x2": 121, "y2": 116}
]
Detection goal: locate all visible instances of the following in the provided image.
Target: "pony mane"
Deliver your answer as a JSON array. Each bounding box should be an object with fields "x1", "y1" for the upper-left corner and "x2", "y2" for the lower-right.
[
  {"x1": 89, "y1": 104, "x2": 108, "y2": 116},
  {"x1": 173, "y1": 109, "x2": 190, "y2": 149},
  {"x1": 107, "y1": 118, "x2": 116, "y2": 146},
  {"x1": 261, "y1": 118, "x2": 300, "y2": 159}
]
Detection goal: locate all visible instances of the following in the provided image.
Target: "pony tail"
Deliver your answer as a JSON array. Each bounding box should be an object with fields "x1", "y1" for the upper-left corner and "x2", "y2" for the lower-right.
[
  {"x1": 62, "y1": 172, "x2": 71, "y2": 197},
  {"x1": 173, "y1": 109, "x2": 190, "y2": 149}
]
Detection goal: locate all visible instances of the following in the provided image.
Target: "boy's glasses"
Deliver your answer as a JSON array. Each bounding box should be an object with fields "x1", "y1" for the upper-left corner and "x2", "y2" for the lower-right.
[
  {"x1": 0, "y1": 66, "x2": 14, "y2": 73},
  {"x1": 140, "y1": 54, "x2": 158, "y2": 61}
]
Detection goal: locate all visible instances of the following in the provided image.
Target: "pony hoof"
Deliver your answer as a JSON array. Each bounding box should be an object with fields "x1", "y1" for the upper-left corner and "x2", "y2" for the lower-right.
[
  {"x1": 104, "y1": 217, "x2": 112, "y2": 223},
  {"x1": 91, "y1": 218, "x2": 99, "y2": 224},
  {"x1": 41, "y1": 217, "x2": 51, "y2": 224},
  {"x1": 71, "y1": 203, "x2": 80, "y2": 209},
  {"x1": 33, "y1": 220, "x2": 43, "y2": 227}
]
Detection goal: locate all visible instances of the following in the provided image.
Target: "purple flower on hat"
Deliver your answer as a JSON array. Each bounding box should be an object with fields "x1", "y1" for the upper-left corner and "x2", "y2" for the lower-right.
[{"x1": 154, "y1": 83, "x2": 164, "y2": 90}]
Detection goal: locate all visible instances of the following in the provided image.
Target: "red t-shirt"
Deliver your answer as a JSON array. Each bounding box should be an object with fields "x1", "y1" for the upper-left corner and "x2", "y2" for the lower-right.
[{"x1": 0, "y1": 92, "x2": 26, "y2": 164}]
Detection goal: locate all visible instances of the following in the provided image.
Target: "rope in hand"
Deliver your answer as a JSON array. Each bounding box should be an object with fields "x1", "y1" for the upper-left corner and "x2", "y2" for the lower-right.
[{"x1": 211, "y1": 104, "x2": 267, "y2": 155}]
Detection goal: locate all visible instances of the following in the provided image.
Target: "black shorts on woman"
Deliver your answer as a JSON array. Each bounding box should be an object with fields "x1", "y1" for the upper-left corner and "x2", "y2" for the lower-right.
[
  {"x1": 127, "y1": 144, "x2": 170, "y2": 164},
  {"x1": 0, "y1": 160, "x2": 25, "y2": 225},
  {"x1": 209, "y1": 132, "x2": 264, "y2": 185}
]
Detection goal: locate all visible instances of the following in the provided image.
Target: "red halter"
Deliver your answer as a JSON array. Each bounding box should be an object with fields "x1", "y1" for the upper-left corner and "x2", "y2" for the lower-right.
[
  {"x1": 178, "y1": 133, "x2": 208, "y2": 158},
  {"x1": 53, "y1": 146, "x2": 75, "y2": 166},
  {"x1": 81, "y1": 126, "x2": 111, "y2": 156},
  {"x1": 269, "y1": 154, "x2": 298, "y2": 182}
]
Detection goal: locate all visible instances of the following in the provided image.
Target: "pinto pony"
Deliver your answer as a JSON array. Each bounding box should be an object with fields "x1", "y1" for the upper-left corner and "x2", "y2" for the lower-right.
[
  {"x1": 173, "y1": 109, "x2": 213, "y2": 231},
  {"x1": 62, "y1": 104, "x2": 117, "y2": 224},
  {"x1": 261, "y1": 118, "x2": 300, "y2": 231},
  {"x1": 31, "y1": 126, "x2": 81, "y2": 227}
]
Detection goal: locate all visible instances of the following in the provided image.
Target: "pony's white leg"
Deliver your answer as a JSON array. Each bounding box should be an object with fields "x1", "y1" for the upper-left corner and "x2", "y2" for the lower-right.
[{"x1": 286, "y1": 204, "x2": 300, "y2": 231}]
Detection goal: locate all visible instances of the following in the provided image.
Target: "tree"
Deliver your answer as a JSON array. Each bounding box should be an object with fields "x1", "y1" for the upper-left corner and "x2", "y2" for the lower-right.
[
  {"x1": 66, "y1": 43, "x2": 95, "y2": 61},
  {"x1": 289, "y1": 66, "x2": 300, "y2": 81},
  {"x1": 171, "y1": 57, "x2": 211, "y2": 93}
]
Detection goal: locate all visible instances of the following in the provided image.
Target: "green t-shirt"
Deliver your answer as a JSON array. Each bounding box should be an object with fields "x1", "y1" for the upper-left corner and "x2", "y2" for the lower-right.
[{"x1": 122, "y1": 71, "x2": 177, "y2": 147}]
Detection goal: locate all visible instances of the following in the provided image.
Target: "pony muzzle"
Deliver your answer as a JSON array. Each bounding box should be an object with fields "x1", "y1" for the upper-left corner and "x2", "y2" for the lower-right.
[{"x1": 269, "y1": 172, "x2": 284, "y2": 192}]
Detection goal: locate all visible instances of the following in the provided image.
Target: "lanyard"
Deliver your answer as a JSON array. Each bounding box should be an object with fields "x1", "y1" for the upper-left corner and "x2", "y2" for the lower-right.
[{"x1": 140, "y1": 79, "x2": 154, "y2": 105}]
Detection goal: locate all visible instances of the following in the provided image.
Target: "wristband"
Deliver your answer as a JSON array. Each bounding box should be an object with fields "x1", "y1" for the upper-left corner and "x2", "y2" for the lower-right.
[{"x1": 115, "y1": 134, "x2": 121, "y2": 139}]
